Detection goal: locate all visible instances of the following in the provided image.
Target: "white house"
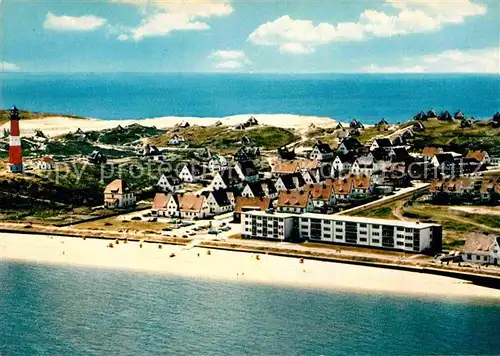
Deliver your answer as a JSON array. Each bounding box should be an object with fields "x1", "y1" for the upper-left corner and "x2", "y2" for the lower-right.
[
  {"x1": 461, "y1": 233, "x2": 500, "y2": 265},
  {"x1": 104, "y1": 179, "x2": 136, "y2": 209},
  {"x1": 338, "y1": 137, "x2": 362, "y2": 155},
  {"x1": 276, "y1": 189, "x2": 314, "y2": 214},
  {"x1": 208, "y1": 155, "x2": 229, "y2": 172},
  {"x1": 351, "y1": 155, "x2": 374, "y2": 176},
  {"x1": 178, "y1": 193, "x2": 210, "y2": 219},
  {"x1": 370, "y1": 138, "x2": 392, "y2": 151},
  {"x1": 301, "y1": 170, "x2": 318, "y2": 185},
  {"x1": 168, "y1": 134, "x2": 186, "y2": 146},
  {"x1": 205, "y1": 189, "x2": 234, "y2": 215},
  {"x1": 157, "y1": 173, "x2": 183, "y2": 193},
  {"x1": 235, "y1": 160, "x2": 260, "y2": 182},
  {"x1": 151, "y1": 193, "x2": 179, "y2": 217},
  {"x1": 275, "y1": 173, "x2": 306, "y2": 191},
  {"x1": 37, "y1": 156, "x2": 54, "y2": 170},
  {"x1": 466, "y1": 150, "x2": 490, "y2": 165},
  {"x1": 241, "y1": 180, "x2": 278, "y2": 199},
  {"x1": 332, "y1": 154, "x2": 356, "y2": 176},
  {"x1": 179, "y1": 163, "x2": 204, "y2": 183},
  {"x1": 210, "y1": 168, "x2": 243, "y2": 190},
  {"x1": 306, "y1": 183, "x2": 335, "y2": 210},
  {"x1": 309, "y1": 141, "x2": 334, "y2": 161}
]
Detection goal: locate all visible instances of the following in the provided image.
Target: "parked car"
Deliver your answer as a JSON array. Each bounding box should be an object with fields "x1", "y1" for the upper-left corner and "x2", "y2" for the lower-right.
[
  {"x1": 131, "y1": 216, "x2": 141, "y2": 221},
  {"x1": 208, "y1": 229, "x2": 219, "y2": 235}
]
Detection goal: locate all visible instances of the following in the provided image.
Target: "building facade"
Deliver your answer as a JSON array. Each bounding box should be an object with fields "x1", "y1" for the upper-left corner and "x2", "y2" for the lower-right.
[{"x1": 241, "y1": 211, "x2": 442, "y2": 253}]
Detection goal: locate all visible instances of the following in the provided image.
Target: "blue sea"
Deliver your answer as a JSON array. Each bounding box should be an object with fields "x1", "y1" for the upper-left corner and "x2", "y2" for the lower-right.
[
  {"x1": 1, "y1": 261, "x2": 500, "y2": 355},
  {"x1": 1, "y1": 73, "x2": 499, "y2": 123}
]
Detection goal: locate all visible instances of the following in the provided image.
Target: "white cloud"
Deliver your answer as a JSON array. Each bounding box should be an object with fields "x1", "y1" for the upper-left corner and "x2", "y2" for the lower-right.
[
  {"x1": 112, "y1": 0, "x2": 233, "y2": 40},
  {"x1": 210, "y1": 49, "x2": 251, "y2": 71},
  {"x1": 362, "y1": 47, "x2": 499, "y2": 73},
  {"x1": 248, "y1": 1, "x2": 487, "y2": 53},
  {"x1": 1, "y1": 62, "x2": 21, "y2": 71},
  {"x1": 248, "y1": 15, "x2": 364, "y2": 53},
  {"x1": 43, "y1": 12, "x2": 107, "y2": 31},
  {"x1": 211, "y1": 50, "x2": 246, "y2": 60},
  {"x1": 279, "y1": 43, "x2": 316, "y2": 55},
  {"x1": 129, "y1": 12, "x2": 209, "y2": 40}
]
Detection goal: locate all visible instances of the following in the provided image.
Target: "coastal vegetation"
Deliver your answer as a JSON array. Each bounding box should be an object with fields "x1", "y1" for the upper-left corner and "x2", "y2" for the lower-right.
[
  {"x1": 0, "y1": 109, "x2": 86, "y2": 125},
  {"x1": 408, "y1": 118, "x2": 500, "y2": 155},
  {"x1": 150, "y1": 125, "x2": 299, "y2": 150}
]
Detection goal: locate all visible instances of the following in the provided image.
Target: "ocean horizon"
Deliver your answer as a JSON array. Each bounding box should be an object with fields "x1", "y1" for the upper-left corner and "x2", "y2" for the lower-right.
[{"x1": 1, "y1": 73, "x2": 498, "y2": 124}]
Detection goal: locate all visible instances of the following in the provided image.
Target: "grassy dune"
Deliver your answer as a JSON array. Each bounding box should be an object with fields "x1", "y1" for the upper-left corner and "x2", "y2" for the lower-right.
[
  {"x1": 0, "y1": 110, "x2": 87, "y2": 125},
  {"x1": 150, "y1": 125, "x2": 299, "y2": 150}
]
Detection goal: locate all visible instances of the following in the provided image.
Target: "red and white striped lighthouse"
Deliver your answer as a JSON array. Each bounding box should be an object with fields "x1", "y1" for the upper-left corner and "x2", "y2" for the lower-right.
[{"x1": 8, "y1": 105, "x2": 24, "y2": 173}]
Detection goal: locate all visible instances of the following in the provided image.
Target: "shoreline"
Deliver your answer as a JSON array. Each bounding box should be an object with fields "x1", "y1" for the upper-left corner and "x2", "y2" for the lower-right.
[
  {"x1": 0, "y1": 113, "x2": 342, "y2": 138},
  {"x1": 1, "y1": 232, "x2": 500, "y2": 299}
]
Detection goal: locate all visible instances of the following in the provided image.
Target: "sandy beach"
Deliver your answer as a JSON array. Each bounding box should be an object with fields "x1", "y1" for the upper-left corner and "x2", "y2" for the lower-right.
[
  {"x1": 1, "y1": 233, "x2": 499, "y2": 299},
  {"x1": 2, "y1": 114, "x2": 340, "y2": 138}
]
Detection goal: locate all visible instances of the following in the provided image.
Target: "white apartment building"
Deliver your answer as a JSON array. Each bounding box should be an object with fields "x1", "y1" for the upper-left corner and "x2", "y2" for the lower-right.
[
  {"x1": 241, "y1": 211, "x2": 442, "y2": 253},
  {"x1": 242, "y1": 211, "x2": 295, "y2": 241}
]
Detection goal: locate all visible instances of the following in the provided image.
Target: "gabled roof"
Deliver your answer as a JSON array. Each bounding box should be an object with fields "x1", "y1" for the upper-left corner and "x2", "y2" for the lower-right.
[
  {"x1": 462, "y1": 233, "x2": 499, "y2": 255},
  {"x1": 422, "y1": 146, "x2": 442, "y2": 157},
  {"x1": 210, "y1": 189, "x2": 232, "y2": 207},
  {"x1": 181, "y1": 163, "x2": 204, "y2": 176},
  {"x1": 273, "y1": 161, "x2": 300, "y2": 174},
  {"x1": 434, "y1": 153, "x2": 455, "y2": 164},
  {"x1": 277, "y1": 189, "x2": 311, "y2": 208},
  {"x1": 235, "y1": 196, "x2": 271, "y2": 213},
  {"x1": 219, "y1": 168, "x2": 242, "y2": 186},
  {"x1": 373, "y1": 138, "x2": 392, "y2": 148},
  {"x1": 335, "y1": 152, "x2": 357, "y2": 164},
  {"x1": 347, "y1": 174, "x2": 371, "y2": 190},
  {"x1": 370, "y1": 148, "x2": 390, "y2": 162},
  {"x1": 104, "y1": 179, "x2": 130, "y2": 194},
  {"x1": 298, "y1": 159, "x2": 320, "y2": 170},
  {"x1": 245, "y1": 180, "x2": 277, "y2": 197},
  {"x1": 305, "y1": 183, "x2": 333, "y2": 201},
  {"x1": 313, "y1": 141, "x2": 333, "y2": 154},
  {"x1": 153, "y1": 193, "x2": 172, "y2": 209},
  {"x1": 430, "y1": 178, "x2": 473, "y2": 193},
  {"x1": 466, "y1": 150, "x2": 488, "y2": 162},
  {"x1": 302, "y1": 170, "x2": 317, "y2": 183},
  {"x1": 178, "y1": 194, "x2": 205, "y2": 212},
  {"x1": 161, "y1": 173, "x2": 181, "y2": 186},
  {"x1": 480, "y1": 178, "x2": 500, "y2": 194},
  {"x1": 237, "y1": 160, "x2": 259, "y2": 177},
  {"x1": 328, "y1": 178, "x2": 353, "y2": 195},
  {"x1": 278, "y1": 173, "x2": 306, "y2": 190},
  {"x1": 40, "y1": 156, "x2": 54, "y2": 163},
  {"x1": 339, "y1": 137, "x2": 363, "y2": 150},
  {"x1": 390, "y1": 147, "x2": 411, "y2": 163}
]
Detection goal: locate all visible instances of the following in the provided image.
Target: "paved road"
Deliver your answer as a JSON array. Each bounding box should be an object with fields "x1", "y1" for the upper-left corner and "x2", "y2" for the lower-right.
[{"x1": 337, "y1": 183, "x2": 430, "y2": 215}]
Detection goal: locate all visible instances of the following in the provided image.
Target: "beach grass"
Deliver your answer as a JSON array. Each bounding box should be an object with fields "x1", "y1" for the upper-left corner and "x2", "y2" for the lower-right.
[{"x1": 150, "y1": 125, "x2": 299, "y2": 150}]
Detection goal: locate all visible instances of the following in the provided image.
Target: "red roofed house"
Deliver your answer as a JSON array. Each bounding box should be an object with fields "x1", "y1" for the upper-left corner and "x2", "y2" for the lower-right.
[
  {"x1": 104, "y1": 179, "x2": 136, "y2": 209},
  {"x1": 233, "y1": 196, "x2": 272, "y2": 222},
  {"x1": 277, "y1": 189, "x2": 314, "y2": 214},
  {"x1": 151, "y1": 193, "x2": 179, "y2": 217},
  {"x1": 37, "y1": 156, "x2": 54, "y2": 170},
  {"x1": 178, "y1": 193, "x2": 209, "y2": 219},
  {"x1": 466, "y1": 150, "x2": 490, "y2": 165},
  {"x1": 305, "y1": 183, "x2": 335, "y2": 210}
]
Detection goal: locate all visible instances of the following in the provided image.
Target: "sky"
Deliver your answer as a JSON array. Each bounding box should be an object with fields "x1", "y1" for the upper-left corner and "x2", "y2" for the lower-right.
[{"x1": 1, "y1": 0, "x2": 499, "y2": 73}]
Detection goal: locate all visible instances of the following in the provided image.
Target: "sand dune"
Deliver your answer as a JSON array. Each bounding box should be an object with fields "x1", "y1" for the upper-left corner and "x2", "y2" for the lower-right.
[
  {"x1": 1, "y1": 233, "x2": 499, "y2": 299},
  {"x1": 1, "y1": 114, "x2": 340, "y2": 138}
]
